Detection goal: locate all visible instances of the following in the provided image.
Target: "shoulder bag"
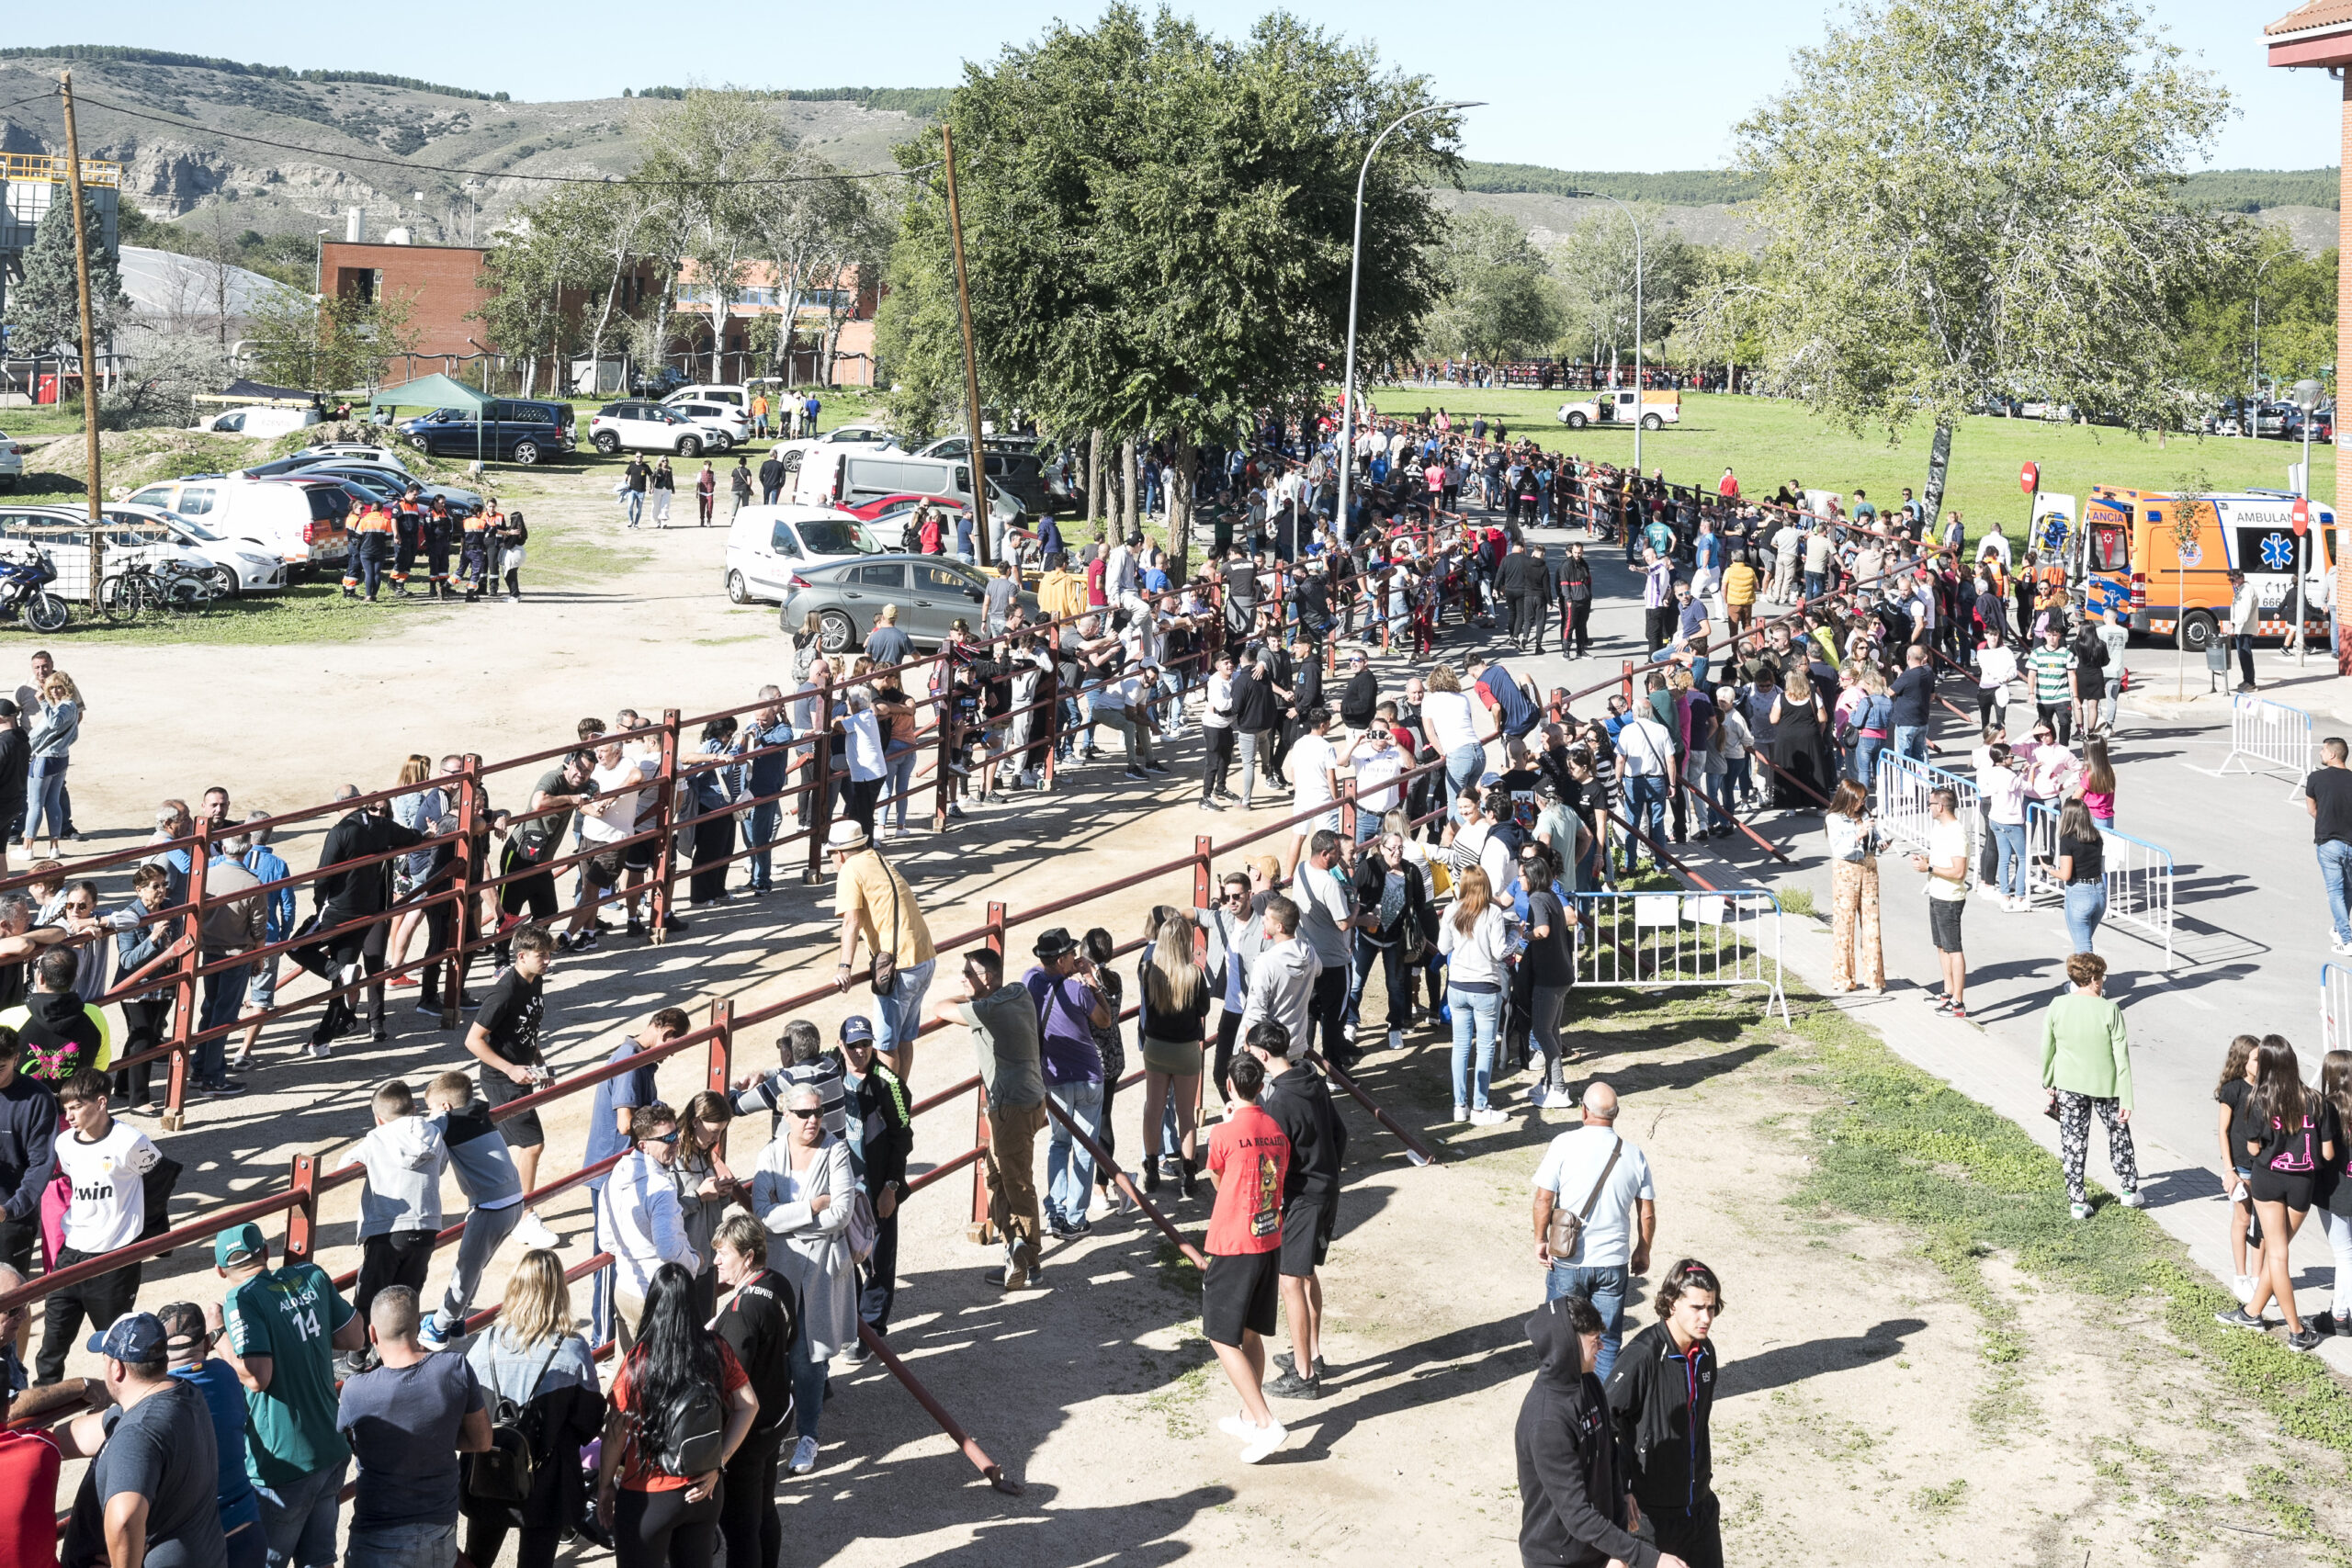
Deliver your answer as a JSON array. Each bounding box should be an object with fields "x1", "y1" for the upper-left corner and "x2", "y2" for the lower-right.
[
  {"x1": 869, "y1": 854, "x2": 900, "y2": 997},
  {"x1": 1545, "y1": 1137, "x2": 1623, "y2": 1260}
]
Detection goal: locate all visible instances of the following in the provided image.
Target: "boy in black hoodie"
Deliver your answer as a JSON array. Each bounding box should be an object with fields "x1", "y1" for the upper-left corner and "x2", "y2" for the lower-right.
[{"x1": 1514, "y1": 1294, "x2": 1666, "y2": 1568}]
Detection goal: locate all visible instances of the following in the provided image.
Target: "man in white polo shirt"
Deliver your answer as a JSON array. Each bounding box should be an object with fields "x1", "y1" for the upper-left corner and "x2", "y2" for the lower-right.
[{"x1": 1529, "y1": 1080, "x2": 1655, "y2": 1382}]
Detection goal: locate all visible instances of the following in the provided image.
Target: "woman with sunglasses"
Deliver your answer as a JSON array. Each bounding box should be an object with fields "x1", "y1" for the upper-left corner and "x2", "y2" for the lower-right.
[{"x1": 751, "y1": 1083, "x2": 857, "y2": 1477}]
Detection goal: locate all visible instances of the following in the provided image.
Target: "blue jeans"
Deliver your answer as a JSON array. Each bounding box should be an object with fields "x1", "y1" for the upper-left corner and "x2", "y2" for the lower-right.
[
  {"x1": 1448, "y1": 987, "x2": 1501, "y2": 1110},
  {"x1": 1850, "y1": 736, "x2": 1884, "y2": 787},
  {"x1": 2064, "y1": 881, "x2": 2107, "y2": 954},
  {"x1": 1349, "y1": 934, "x2": 1408, "y2": 1031},
  {"x1": 1445, "y1": 743, "x2": 1484, "y2": 800},
  {"x1": 1545, "y1": 1261, "x2": 1630, "y2": 1382},
  {"x1": 345, "y1": 1520, "x2": 457, "y2": 1568},
  {"x1": 198, "y1": 956, "x2": 249, "y2": 1083},
  {"x1": 745, "y1": 800, "x2": 781, "y2": 890},
  {"x1": 626, "y1": 490, "x2": 644, "y2": 525},
  {"x1": 1623, "y1": 773, "x2": 1667, "y2": 852},
  {"x1": 24, "y1": 756, "x2": 65, "y2": 842},
  {"x1": 1046, "y1": 1078, "x2": 1103, "y2": 1224},
  {"x1": 1893, "y1": 725, "x2": 1927, "y2": 763},
  {"x1": 1804, "y1": 570, "x2": 1825, "y2": 601},
  {"x1": 790, "y1": 1319, "x2": 828, "y2": 1443},
  {"x1": 873, "y1": 956, "x2": 936, "y2": 1066},
  {"x1": 885, "y1": 744, "x2": 919, "y2": 828},
  {"x1": 1992, "y1": 821, "x2": 2027, "y2": 897},
  {"x1": 255, "y1": 1459, "x2": 345, "y2": 1568},
  {"x1": 2321, "y1": 840, "x2": 2352, "y2": 944}
]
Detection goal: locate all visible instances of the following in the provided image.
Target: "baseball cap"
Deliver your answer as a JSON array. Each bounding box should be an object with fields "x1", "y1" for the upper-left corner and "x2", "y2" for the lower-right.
[
  {"x1": 86, "y1": 1311, "x2": 167, "y2": 1362},
  {"x1": 839, "y1": 1016, "x2": 876, "y2": 1045},
  {"x1": 214, "y1": 1221, "x2": 267, "y2": 1269},
  {"x1": 155, "y1": 1302, "x2": 209, "y2": 1355}
]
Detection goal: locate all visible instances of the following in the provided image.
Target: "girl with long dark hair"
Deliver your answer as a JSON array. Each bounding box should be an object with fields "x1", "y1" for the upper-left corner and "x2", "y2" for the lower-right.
[
  {"x1": 594, "y1": 1263, "x2": 758, "y2": 1567},
  {"x1": 2314, "y1": 1050, "x2": 2352, "y2": 1337},
  {"x1": 2220, "y1": 1037, "x2": 2331, "y2": 1352},
  {"x1": 2213, "y1": 1034, "x2": 2263, "y2": 1303}
]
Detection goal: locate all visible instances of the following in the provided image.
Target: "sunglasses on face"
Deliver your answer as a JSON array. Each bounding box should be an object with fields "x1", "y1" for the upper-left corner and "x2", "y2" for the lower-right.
[
  {"x1": 786, "y1": 1107, "x2": 823, "y2": 1121},
  {"x1": 647, "y1": 1131, "x2": 680, "y2": 1145}
]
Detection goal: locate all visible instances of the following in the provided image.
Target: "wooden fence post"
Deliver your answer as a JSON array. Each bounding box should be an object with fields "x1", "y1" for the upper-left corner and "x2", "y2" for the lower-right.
[
  {"x1": 968, "y1": 899, "x2": 1007, "y2": 1245},
  {"x1": 650, "y1": 709, "x2": 682, "y2": 943},
  {"x1": 162, "y1": 821, "x2": 209, "y2": 1134},
  {"x1": 1621, "y1": 660, "x2": 1634, "y2": 705},
  {"x1": 284, "y1": 1153, "x2": 318, "y2": 1265}
]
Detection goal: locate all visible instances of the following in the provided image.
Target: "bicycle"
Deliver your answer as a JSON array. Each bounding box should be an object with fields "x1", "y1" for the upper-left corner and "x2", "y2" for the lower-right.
[{"x1": 97, "y1": 558, "x2": 222, "y2": 623}]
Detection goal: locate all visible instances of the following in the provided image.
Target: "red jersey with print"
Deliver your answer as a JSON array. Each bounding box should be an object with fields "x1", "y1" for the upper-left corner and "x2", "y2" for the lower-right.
[{"x1": 1205, "y1": 1105, "x2": 1290, "y2": 1256}]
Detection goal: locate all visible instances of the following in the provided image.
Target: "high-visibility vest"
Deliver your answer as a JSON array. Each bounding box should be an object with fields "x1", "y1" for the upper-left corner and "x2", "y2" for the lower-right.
[{"x1": 355, "y1": 508, "x2": 394, "y2": 536}]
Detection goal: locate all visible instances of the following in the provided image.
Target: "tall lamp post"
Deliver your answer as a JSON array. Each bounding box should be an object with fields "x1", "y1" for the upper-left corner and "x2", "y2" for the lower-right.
[
  {"x1": 2291, "y1": 375, "x2": 2325, "y2": 668},
  {"x1": 1564, "y1": 188, "x2": 1646, "y2": 476},
  {"x1": 1334, "y1": 99, "x2": 1480, "y2": 547}
]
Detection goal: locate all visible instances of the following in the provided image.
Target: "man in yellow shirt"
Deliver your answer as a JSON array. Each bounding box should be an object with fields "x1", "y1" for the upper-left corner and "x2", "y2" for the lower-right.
[
  {"x1": 1037, "y1": 554, "x2": 1087, "y2": 624},
  {"x1": 827, "y1": 820, "x2": 936, "y2": 1079}
]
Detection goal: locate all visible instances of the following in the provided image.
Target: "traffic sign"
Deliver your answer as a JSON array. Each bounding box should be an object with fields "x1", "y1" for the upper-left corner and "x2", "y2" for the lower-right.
[
  {"x1": 2293, "y1": 497, "x2": 2311, "y2": 536},
  {"x1": 2020, "y1": 462, "x2": 2040, "y2": 494}
]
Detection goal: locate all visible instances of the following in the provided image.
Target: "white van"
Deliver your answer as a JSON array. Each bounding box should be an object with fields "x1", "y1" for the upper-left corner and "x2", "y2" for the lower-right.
[
  {"x1": 197, "y1": 405, "x2": 322, "y2": 437},
  {"x1": 120, "y1": 475, "x2": 352, "y2": 573},
  {"x1": 724, "y1": 504, "x2": 887, "y2": 604},
  {"x1": 785, "y1": 446, "x2": 1021, "y2": 524},
  {"x1": 662, "y1": 384, "x2": 751, "y2": 412}
]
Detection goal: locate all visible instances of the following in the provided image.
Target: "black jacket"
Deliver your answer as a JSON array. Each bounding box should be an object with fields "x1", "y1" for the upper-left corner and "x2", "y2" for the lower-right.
[
  {"x1": 852, "y1": 1060, "x2": 915, "y2": 1198},
  {"x1": 1352, "y1": 852, "x2": 1433, "y2": 945},
  {"x1": 0, "y1": 1071, "x2": 57, "y2": 1222},
  {"x1": 1232, "y1": 668, "x2": 1279, "y2": 735},
  {"x1": 314, "y1": 808, "x2": 427, "y2": 919},
  {"x1": 1293, "y1": 660, "x2": 1323, "y2": 718},
  {"x1": 1497, "y1": 550, "x2": 1553, "y2": 600},
  {"x1": 1516, "y1": 1300, "x2": 1655, "y2": 1568},
  {"x1": 1260, "y1": 1063, "x2": 1345, "y2": 1203},
  {"x1": 0, "y1": 728, "x2": 28, "y2": 821},
  {"x1": 1559, "y1": 557, "x2": 1593, "y2": 604},
  {"x1": 1338, "y1": 671, "x2": 1380, "y2": 730},
  {"x1": 1605, "y1": 1319, "x2": 1718, "y2": 1514}
]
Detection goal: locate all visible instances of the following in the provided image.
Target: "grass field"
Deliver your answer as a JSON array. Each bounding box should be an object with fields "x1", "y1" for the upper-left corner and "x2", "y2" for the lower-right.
[{"x1": 1365, "y1": 389, "x2": 2333, "y2": 525}]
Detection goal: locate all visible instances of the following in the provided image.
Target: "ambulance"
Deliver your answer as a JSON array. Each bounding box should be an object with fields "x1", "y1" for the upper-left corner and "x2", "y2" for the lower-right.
[{"x1": 2081, "y1": 486, "x2": 2334, "y2": 652}]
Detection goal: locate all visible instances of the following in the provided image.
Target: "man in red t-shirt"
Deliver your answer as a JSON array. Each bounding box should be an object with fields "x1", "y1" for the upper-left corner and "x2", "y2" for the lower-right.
[{"x1": 1203, "y1": 1053, "x2": 1292, "y2": 1464}]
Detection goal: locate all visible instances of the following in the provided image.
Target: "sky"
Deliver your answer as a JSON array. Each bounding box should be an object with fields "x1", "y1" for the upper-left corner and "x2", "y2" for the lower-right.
[{"x1": 13, "y1": 0, "x2": 2338, "y2": 173}]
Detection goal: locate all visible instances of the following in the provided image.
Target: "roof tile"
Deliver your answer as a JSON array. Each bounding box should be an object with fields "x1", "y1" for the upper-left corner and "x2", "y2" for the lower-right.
[{"x1": 2268, "y1": 0, "x2": 2352, "y2": 37}]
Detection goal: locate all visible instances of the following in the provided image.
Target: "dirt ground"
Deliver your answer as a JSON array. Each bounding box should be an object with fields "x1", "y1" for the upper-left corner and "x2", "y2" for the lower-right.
[{"x1": 28, "y1": 463, "x2": 2352, "y2": 1565}]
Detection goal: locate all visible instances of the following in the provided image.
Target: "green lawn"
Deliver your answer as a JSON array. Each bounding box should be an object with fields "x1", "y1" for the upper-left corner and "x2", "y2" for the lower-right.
[{"x1": 1365, "y1": 389, "x2": 2332, "y2": 527}]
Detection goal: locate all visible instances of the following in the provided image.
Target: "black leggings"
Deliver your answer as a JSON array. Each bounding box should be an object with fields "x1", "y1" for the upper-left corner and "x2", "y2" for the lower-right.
[
  {"x1": 616, "y1": 1483, "x2": 722, "y2": 1568},
  {"x1": 1213, "y1": 1007, "x2": 1243, "y2": 1102},
  {"x1": 718, "y1": 1427, "x2": 783, "y2": 1568},
  {"x1": 465, "y1": 1519, "x2": 561, "y2": 1568}
]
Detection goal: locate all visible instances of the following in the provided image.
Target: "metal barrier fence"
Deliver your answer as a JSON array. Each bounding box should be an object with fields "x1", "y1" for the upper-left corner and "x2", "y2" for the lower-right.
[
  {"x1": 1573, "y1": 887, "x2": 1790, "y2": 1024},
  {"x1": 2021, "y1": 803, "x2": 2177, "y2": 967},
  {"x1": 1873, "y1": 752, "x2": 1980, "y2": 863},
  {"x1": 2206, "y1": 694, "x2": 2314, "y2": 790},
  {"x1": 2322, "y1": 962, "x2": 2352, "y2": 1057}
]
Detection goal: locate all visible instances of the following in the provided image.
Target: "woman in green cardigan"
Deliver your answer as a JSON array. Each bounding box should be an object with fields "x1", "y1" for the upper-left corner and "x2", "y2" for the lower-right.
[{"x1": 2041, "y1": 951, "x2": 2142, "y2": 1220}]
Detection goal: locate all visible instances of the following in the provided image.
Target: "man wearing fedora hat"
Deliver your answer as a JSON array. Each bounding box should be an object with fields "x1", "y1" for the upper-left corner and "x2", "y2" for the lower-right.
[
  {"x1": 1024, "y1": 928, "x2": 1113, "y2": 1239},
  {"x1": 828, "y1": 819, "x2": 936, "y2": 1082}
]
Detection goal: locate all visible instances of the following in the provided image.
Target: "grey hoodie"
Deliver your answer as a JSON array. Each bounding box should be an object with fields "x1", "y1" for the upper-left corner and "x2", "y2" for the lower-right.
[{"x1": 356, "y1": 1114, "x2": 447, "y2": 1237}]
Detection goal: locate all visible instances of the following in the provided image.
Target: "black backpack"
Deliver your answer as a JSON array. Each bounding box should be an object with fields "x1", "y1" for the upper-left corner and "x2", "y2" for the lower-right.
[
  {"x1": 464, "y1": 1338, "x2": 562, "y2": 1506},
  {"x1": 643, "y1": 1374, "x2": 727, "y2": 1477}
]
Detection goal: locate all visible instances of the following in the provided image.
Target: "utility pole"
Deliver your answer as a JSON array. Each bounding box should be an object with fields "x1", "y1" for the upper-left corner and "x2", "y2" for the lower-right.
[
  {"x1": 941, "y1": 124, "x2": 991, "y2": 568},
  {"x1": 59, "y1": 71, "x2": 104, "y2": 601}
]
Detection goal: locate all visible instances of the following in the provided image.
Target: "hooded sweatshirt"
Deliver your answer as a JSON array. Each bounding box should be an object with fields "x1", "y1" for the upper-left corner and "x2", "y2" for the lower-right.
[
  {"x1": 431, "y1": 1098, "x2": 523, "y2": 1212},
  {"x1": 356, "y1": 1114, "x2": 447, "y2": 1237},
  {"x1": 1514, "y1": 1299, "x2": 1656, "y2": 1568}
]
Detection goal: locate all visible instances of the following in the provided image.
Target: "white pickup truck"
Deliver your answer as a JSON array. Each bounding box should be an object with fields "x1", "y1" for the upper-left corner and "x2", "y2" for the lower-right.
[{"x1": 1555, "y1": 389, "x2": 1680, "y2": 431}]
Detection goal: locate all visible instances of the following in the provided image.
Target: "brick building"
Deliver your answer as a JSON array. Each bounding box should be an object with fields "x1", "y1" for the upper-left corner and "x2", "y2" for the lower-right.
[{"x1": 319, "y1": 239, "x2": 492, "y2": 361}]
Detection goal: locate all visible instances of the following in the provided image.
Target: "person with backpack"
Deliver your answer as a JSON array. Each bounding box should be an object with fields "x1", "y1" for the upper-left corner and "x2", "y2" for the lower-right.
[
  {"x1": 750, "y1": 1083, "x2": 858, "y2": 1479},
  {"x1": 594, "y1": 1262, "x2": 758, "y2": 1568},
  {"x1": 463, "y1": 1249, "x2": 604, "y2": 1568}
]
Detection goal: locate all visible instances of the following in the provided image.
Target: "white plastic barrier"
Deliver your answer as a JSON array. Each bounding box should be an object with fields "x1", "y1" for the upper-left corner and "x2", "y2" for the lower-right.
[
  {"x1": 1875, "y1": 753, "x2": 1980, "y2": 863},
  {"x1": 2022, "y1": 801, "x2": 2176, "y2": 968},
  {"x1": 1574, "y1": 887, "x2": 1791, "y2": 1023},
  {"x1": 2211, "y1": 694, "x2": 2313, "y2": 787},
  {"x1": 2324, "y1": 963, "x2": 2352, "y2": 1058}
]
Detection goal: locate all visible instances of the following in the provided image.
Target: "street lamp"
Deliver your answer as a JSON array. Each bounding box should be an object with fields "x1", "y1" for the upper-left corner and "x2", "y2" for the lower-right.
[
  {"x1": 1335, "y1": 99, "x2": 1480, "y2": 548},
  {"x1": 2290, "y1": 375, "x2": 2325, "y2": 668}
]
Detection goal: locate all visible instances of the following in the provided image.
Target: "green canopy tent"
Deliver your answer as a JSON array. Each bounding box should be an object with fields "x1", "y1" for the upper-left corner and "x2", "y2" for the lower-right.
[{"x1": 368, "y1": 373, "x2": 492, "y2": 425}]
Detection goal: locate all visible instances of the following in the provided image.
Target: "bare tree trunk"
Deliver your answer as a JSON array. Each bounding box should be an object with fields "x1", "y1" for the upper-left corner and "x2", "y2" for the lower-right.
[
  {"x1": 1171, "y1": 441, "x2": 1197, "y2": 580},
  {"x1": 1120, "y1": 437, "x2": 1139, "y2": 541},
  {"x1": 1085, "y1": 430, "x2": 1102, "y2": 523}
]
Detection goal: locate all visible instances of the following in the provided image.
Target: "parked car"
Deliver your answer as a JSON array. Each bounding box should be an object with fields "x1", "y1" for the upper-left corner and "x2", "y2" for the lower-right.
[
  {"x1": 98, "y1": 502, "x2": 288, "y2": 593},
  {"x1": 662, "y1": 383, "x2": 752, "y2": 412},
  {"x1": 119, "y1": 476, "x2": 352, "y2": 573},
  {"x1": 0, "y1": 503, "x2": 285, "y2": 600},
  {"x1": 394, "y1": 400, "x2": 575, "y2": 466},
  {"x1": 665, "y1": 400, "x2": 751, "y2": 450},
  {"x1": 841, "y1": 491, "x2": 974, "y2": 548},
  {"x1": 589, "y1": 400, "x2": 736, "y2": 457},
  {"x1": 808, "y1": 422, "x2": 896, "y2": 446},
  {"x1": 197, "y1": 405, "x2": 322, "y2": 437},
  {"x1": 908, "y1": 438, "x2": 1063, "y2": 515},
  {"x1": 296, "y1": 463, "x2": 482, "y2": 516},
  {"x1": 628, "y1": 366, "x2": 691, "y2": 400},
  {"x1": 238, "y1": 444, "x2": 411, "y2": 479},
  {"x1": 784, "y1": 446, "x2": 1025, "y2": 527},
  {"x1": 0, "y1": 431, "x2": 22, "y2": 492},
  {"x1": 775, "y1": 553, "x2": 1038, "y2": 652},
  {"x1": 723, "y1": 504, "x2": 888, "y2": 604}
]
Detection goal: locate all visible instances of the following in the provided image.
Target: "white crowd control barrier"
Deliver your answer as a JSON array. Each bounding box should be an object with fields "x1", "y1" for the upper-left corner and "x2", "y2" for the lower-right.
[
  {"x1": 2022, "y1": 802, "x2": 2177, "y2": 968},
  {"x1": 1875, "y1": 753, "x2": 1980, "y2": 863},
  {"x1": 2324, "y1": 963, "x2": 2352, "y2": 1057},
  {"x1": 1575, "y1": 888, "x2": 1791, "y2": 1023},
  {"x1": 2206, "y1": 694, "x2": 2314, "y2": 790}
]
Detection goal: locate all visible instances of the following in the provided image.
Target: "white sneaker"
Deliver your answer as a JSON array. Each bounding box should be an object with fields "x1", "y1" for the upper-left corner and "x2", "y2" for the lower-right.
[
  {"x1": 1238, "y1": 1419, "x2": 1289, "y2": 1463},
  {"x1": 1470, "y1": 1107, "x2": 1509, "y2": 1126},
  {"x1": 1217, "y1": 1413, "x2": 1261, "y2": 1438},
  {"x1": 2233, "y1": 1273, "x2": 2256, "y2": 1303},
  {"x1": 514, "y1": 1212, "x2": 560, "y2": 1248},
  {"x1": 1385, "y1": 1029, "x2": 1404, "y2": 1051},
  {"x1": 1340, "y1": 1021, "x2": 1358, "y2": 1043},
  {"x1": 788, "y1": 1435, "x2": 819, "y2": 1475},
  {"x1": 1452, "y1": 1103, "x2": 1469, "y2": 1122},
  {"x1": 2119, "y1": 1189, "x2": 2145, "y2": 1209}
]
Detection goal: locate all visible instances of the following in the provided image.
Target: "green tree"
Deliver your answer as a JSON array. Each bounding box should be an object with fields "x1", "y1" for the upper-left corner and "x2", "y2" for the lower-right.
[
  {"x1": 471, "y1": 186, "x2": 612, "y2": 396},
  {"x1": 2175, "y1": 227, "x2": 2335, "y2": 406},
  {"x1": 246, "y1": 283, "x2": 421, "y2": 393},
  {"x1": 1736, "y1": 0, "x2": 2233, "y2": 475},
  {"x1": 1419, "y1": 209, "x2": 1562, "y2": 364},
  {"x1": 876, "y1": 5, "x2": 1460, "y2": 558},
  {"x1": 641, "y1": 89, "x2": 793, "y2": 382},
  {"x1": 2, "y1": 198, "x2": 129, "y2": 356},
  {"x1": 1546, "y1": 205, "x2": 1694, "y2": 365}
]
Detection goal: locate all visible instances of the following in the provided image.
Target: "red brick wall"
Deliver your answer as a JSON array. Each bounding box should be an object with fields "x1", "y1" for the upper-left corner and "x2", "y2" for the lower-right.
[{"x1": 321, "y1": 242, "x2": 492, "y2": 360}]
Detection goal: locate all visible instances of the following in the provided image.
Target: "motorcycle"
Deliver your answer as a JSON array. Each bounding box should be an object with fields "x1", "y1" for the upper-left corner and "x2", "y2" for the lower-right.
[{"x1": 0, "y1": 550, "x2": 69, "y2": 634}]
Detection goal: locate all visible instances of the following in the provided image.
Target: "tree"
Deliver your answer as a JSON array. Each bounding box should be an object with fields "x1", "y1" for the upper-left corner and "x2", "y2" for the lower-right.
[
  {"x1": 875, "y1": 6, "x2": 1460, "y2": 562},
  {"x1": 2175, "y1": 226, "x2": 2335, "y2": 408},
  {"x1": 1, "y1": 198, "x2": 129, "y2": 357},
  {"x1": 1545, "y1": 205, "x2": 1695, "y2": 367},
  {"x1": 103, "y1": 332, "x2": 231, "y2": 429},
  {"x1": 246, "y1": 283, "x2": 421, "y2": 393},
  {"x1": 471, "y1": 186, "x2": 610, "y2": 396},
  {"x1": 1736, "y1": 0, "x2": 2232, "y2": 469},
  {"x1": 641, "y1": 90, "x2": 793, "y2": 382},
  {"x1": 1419, "y1": 209, "x2": 1562, "y2": 365}
]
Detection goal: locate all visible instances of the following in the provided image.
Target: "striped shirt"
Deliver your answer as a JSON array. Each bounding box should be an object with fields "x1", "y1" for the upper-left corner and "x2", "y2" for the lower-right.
[{"x1": 2026, "y1": 646, "x2": 2077, "y2": 705}]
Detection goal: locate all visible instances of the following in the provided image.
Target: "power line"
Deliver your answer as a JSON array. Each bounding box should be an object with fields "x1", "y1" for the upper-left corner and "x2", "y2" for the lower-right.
[{"x1": 61, "y1": 92, "x2": 932, "y2": 188}]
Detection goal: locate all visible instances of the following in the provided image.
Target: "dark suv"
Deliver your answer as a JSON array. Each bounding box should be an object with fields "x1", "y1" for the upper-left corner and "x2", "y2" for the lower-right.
[{"x1": 396, "y1": 400, "x2": 577, "y2": 466}]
